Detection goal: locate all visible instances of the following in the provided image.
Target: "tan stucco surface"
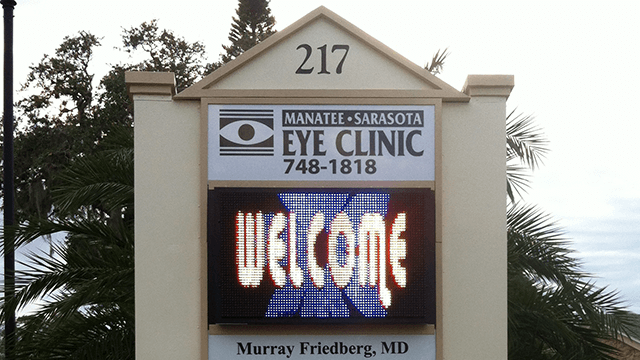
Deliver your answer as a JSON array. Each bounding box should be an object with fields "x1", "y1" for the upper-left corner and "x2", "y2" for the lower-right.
[
  {"x1": 134, "y1": 95, "x2": 206, "y2": 360},
  {"x1": 210, "y1": 18, "x2": 431, "y2": 91},
  {"x1": 438, "y1": 96, "x2": 508, "y2": 359}
]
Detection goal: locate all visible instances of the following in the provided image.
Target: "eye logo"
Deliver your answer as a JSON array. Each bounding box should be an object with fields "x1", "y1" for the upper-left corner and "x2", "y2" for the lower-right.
[{"x1": 219, "y1": 109, "x2": 274, "y2": 156}]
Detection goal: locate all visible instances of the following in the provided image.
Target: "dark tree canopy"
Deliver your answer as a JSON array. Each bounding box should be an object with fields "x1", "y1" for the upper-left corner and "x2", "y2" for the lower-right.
[
  {"x1": 217, "y1": 0, "x2": 276, "y2": 67},
  {"x1": 21, "y1": 31, "x2": 98, "y2": 124},
  {"x1": 5, "y1": 32, "x2": 105, "y2": 222},
  {"x1": 120, "y1": 20, "x2": 209, "y2": 92},
  {"x1": 1, "y1": 20, "x2": 214, "y2": 224},
  {"x1": 0, "y1": 15, "x2": 276, "y2": 358}
]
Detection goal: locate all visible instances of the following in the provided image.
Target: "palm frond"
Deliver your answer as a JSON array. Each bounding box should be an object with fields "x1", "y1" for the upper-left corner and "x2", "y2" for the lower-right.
[
  {"x1": 506, "y1": 110, "x2": 549, "y2": 202},
  {"x1": 16, "y1": 307, "x2": 134, "y2": 359},
  {"x1": 424, "y1": 48, "x2": 449, "y2": 75},
  {"x1": 1, "y1": 216, "x2": 131, "y2": 255},
  {"x1": 2, "y1": 223, "x2": 132, "y2": 323},
  {"x1": 507, "y1": 164, "x2": 532, "y2": 203},
  {"x1": 509, "y1": 277, "x2": 622, "y2": 360},
  {"x1": 506, "y1": 110, "x2": 549, "y2": 170},
  {"x1": 508, "y1": 204, "x2": 636, "y2": 359},
  {"x1": 0, "y1": 125, "x2": 135, "y2": 358},
  {"x1": 53, "y1": 150, "x2": 133, "y2": 217},
  {"x1": 508, "y1": 204, "x2": 579, "y2": 285}
]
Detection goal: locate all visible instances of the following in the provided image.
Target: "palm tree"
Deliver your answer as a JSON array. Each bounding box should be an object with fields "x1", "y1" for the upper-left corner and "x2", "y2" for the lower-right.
[
  {"x1": 507, "y1": 203, "x2": 638, "y2": 359},
  {"x1": 1, "y1": 128, "x2": 134, "y2": 359},
  {"x1": 427, "y1": 52, "x2": 637, "y2": 359},
  {"x1": 505, "y1": 114, "x2": 637, "y2": 359}
]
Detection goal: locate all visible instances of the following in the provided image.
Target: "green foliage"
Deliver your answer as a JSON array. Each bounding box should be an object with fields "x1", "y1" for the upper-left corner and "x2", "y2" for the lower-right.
[
  {"x1": 95, "y1": 65, "x2": 135, "y2": 131},
  {"x1": 120, "y1": 19, "x2": 209, "y2": 92},
  {"x1": 1, "y1": 19, "x2": 203, "y2": 359},
  {"x1": 507, "y1": 205, "x2": 636, "y2": 359},
  {"x1": 504, "y1": 84, "x2": 634, "y2": 359},
  {"x1": 215, "y1": 0, "x2": 276, "y2": 68},
  {"x1": 506, "y1": 110, "x2": 549, "y2": 202},
  {"x1": 1, "y1": 9, "x2": 276, "y2": 357},
  {"x1": 21, "y1": 31, "x2": 99, "y2": 124},
  {"x1": 1, "y1": 130, "x2": 134, "y2": 359},
  {"x1": 2, "y1": 18, "x2": 212, "y2": 224},
  {"x1": 4, "y1": 31, "x2": 105, "y2": 222}
]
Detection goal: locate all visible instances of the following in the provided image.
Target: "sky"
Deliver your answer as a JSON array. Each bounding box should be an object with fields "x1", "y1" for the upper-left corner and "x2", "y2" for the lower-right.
[{"x1": 1, "y1": 1, "x2": 639, "y2": 313}]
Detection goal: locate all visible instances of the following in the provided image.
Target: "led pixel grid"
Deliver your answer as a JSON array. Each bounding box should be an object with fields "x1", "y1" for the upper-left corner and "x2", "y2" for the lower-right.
[{"x1": 208, "y1": 188, "x2": 435, "y2": 324}]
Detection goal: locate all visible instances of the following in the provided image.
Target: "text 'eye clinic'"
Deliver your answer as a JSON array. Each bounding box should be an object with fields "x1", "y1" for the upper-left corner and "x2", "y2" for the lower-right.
[{"x1": 219, "y1": 120, "x2": 274, "y2": 146}]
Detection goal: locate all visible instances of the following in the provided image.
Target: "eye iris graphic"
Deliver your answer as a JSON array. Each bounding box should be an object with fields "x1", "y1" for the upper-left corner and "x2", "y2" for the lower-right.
[
  {"x1": 238, "y1": 124, "x2": 255, "y2": 141},
  {"x1": 217, "y1": 108, "x2": 274, "y2": 156}
]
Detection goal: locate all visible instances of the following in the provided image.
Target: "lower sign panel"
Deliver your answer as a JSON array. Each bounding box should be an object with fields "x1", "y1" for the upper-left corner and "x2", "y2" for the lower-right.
[
  {"x1": 209, "y1": 335, "x2": 436, "y2": 360},
  {"x1": 208, "y1": 188, "x2": 435, "y2": 324}
]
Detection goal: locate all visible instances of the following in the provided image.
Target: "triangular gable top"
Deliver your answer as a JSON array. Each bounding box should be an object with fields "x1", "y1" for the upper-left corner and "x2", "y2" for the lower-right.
[{"x1": 175, "y1": 6, "x2": 468, "y2": 101}]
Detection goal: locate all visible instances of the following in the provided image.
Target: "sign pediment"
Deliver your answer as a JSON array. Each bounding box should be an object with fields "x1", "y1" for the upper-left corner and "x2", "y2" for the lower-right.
[{"x1": 175, "y1": 6, "x2": 467, "y2": 101}]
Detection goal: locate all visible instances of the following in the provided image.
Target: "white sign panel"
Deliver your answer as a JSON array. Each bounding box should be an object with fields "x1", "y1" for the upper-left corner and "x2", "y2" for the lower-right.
[
  {"x1": 208, "y1": 105, "x2": 435, "y2": 181},
  {"x1": 209, "y1": 335, "x2": 435, "y2": 360}
]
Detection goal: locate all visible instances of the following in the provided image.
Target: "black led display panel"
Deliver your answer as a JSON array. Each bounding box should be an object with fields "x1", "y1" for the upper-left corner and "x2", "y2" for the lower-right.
[{"x1": 208, "y1": 188, "x2": 435, "y2": 324}]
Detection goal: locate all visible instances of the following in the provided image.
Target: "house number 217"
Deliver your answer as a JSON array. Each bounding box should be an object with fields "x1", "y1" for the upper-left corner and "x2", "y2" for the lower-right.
[{"x1": 295, "y1": 44, "x2": 350, "y2": 74}]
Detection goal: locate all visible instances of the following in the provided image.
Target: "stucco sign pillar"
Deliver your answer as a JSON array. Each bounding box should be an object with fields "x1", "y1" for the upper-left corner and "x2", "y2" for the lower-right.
[{"x1": 127, "y1": 6, "x2": 513, "y2": 360}]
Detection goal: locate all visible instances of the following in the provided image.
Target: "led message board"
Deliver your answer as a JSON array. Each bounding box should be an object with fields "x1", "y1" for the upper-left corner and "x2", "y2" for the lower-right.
[{"x1": 208, "y1": 188, "x2": 435, "y2": 324}]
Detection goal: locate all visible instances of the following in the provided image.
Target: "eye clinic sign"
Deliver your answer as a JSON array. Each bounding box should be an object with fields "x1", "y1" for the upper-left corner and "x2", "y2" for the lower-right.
[
  {"x1": 208, "y1": 104, "x2": 435, "y2": 181},
  {"x1": 126, "y1": 4, "x2": 513, "y2": 359}
]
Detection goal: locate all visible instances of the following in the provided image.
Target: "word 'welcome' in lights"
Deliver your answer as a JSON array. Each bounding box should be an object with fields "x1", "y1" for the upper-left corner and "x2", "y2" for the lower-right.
[
  {"x1": 237, "y1": 211, "x2": 407, "y2": 308},
  {"x1": 208, "y1": 189, "x2": 434, "y2": 323}
]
